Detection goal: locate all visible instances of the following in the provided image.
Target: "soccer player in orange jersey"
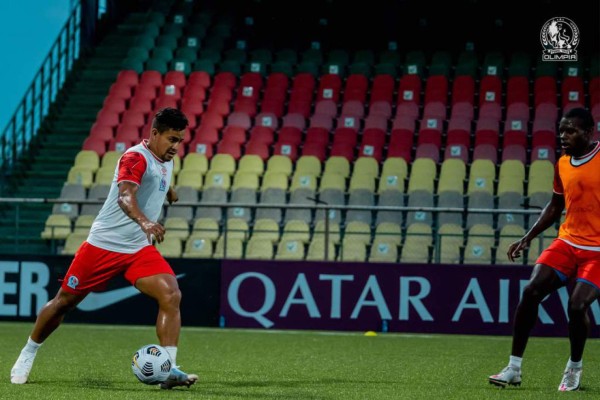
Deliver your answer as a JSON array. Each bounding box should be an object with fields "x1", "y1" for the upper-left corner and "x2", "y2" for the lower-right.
[{"x1": 489, "y1": 108, "x2": 599, "y2": 391}]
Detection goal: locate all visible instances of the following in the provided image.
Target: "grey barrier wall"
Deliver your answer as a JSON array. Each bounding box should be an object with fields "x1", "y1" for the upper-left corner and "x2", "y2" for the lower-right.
[{"x1": 2, "y1": 255, "x2": 599, "y2": 338}]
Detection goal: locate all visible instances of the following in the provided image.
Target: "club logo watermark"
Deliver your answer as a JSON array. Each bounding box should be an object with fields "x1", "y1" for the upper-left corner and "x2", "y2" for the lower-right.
[{"x1": 541, "y1": 17, "x2": 579, "y2": 61}]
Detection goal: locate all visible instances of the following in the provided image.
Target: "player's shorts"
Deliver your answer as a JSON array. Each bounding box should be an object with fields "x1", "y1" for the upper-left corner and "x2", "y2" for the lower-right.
[
  {"x1": 536, "y1": 239, "x2": 600, "y2": 290},
  {"x1": 61, "y1": 241, "x2": 174, "y2": 295}
]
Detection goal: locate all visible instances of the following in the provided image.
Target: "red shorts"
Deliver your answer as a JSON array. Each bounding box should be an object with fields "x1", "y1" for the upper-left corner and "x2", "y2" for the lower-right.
[
  {"x1": 61, "y1": 241, "x2": 174, "y2": 295},
  {"x1": 536, "y1": 239, "x2": 600, "y2": 289}
]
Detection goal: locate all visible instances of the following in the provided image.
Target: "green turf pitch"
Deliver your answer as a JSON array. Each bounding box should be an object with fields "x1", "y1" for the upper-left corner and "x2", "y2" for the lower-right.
[{"x1": 0, "y1": 322, "x2": 598, "y2": 399}]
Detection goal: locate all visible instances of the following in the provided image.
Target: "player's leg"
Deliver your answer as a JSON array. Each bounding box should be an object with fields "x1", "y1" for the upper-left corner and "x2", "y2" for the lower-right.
[
  {"x1": 11, "y1": 287, "x2": 87, "y2": 384},
  {"x1": 11, "y1": 242, "x2": 129, "y2": 384},
  {"x1": 127, "y1": 246, "x2": 198, "y2": 389},
  {"x1": 511, "y1": 263, "x2": 564, "y2": 357},
  {"x1": 489, "y1": 263, "x2": 563, "y2": 387},
  {"x1": 559, "y1": 268, "x2": 600, "y2": 391},
  {"x1": 135, "y1": 273, "x2": 182, "y2": 346}
]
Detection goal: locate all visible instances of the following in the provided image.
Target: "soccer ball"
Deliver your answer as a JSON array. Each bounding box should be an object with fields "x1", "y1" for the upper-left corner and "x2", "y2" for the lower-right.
[{"x1": 131, "y1": 344, "x2": 172, "y2": 384}]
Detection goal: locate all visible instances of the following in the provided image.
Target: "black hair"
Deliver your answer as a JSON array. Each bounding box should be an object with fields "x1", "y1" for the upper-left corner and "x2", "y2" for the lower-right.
[
  {"x1": 563, "y1": 107, "x2": 594, "y2": 131},
  {"x1": 152, "y1": 107, "x2": 189, "y2": 133}
]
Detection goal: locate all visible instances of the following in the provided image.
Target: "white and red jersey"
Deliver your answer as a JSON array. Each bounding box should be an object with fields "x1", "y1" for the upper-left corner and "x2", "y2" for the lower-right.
[{"x1": 87, "y1": 141, "x2": 172, "y2": 253}]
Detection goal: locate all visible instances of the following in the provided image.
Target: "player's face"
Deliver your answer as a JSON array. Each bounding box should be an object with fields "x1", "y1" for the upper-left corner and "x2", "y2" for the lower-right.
[
  {"x1": 559, "y1": 117, "x2": 591, "y2": 157},
  {"x1": 152, "y1": 128, "x2": 184, "y2": 161}
]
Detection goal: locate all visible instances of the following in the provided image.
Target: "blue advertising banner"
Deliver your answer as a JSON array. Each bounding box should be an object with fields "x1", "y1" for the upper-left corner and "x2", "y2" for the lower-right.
[{"x1": 220, "y1": 260, "x2": 600, "y2": 337}]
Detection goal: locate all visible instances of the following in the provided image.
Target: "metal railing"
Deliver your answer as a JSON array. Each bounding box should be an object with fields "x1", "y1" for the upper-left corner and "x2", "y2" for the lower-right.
[
  {"x1": 0, "y1": 3, "x2": 81, "y2": 174},
  {"x1": 0, "y1": 197, "x2": 558, "y2": 264}
]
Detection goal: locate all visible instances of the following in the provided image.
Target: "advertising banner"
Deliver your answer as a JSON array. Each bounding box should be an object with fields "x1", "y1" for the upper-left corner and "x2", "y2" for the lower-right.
[
  {"x1": 0, "y1": 256, "x2": 220, "y2": 326},
  {"x1": 221, "y1": 260, "x2": 600, "y2": 337}
]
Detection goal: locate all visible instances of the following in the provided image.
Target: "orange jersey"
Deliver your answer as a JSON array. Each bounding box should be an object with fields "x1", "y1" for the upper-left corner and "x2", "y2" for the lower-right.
[{"x1": 553, "y1": 141, "x2": 600, "y2": 248}]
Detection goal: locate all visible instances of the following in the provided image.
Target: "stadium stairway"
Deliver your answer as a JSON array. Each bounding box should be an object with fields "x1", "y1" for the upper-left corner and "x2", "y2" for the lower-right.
[{"x1": 0, "y1": 15, "x2": 144, "y2": 254}]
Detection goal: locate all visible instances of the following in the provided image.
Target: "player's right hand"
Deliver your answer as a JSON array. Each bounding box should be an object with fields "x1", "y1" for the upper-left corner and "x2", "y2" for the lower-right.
[
  {"x1": 507, "y1": 237, "x2": 530, "y2": 262},
  {"x1": 141, "y1": 221, "x2": 166, "y2": 244}
]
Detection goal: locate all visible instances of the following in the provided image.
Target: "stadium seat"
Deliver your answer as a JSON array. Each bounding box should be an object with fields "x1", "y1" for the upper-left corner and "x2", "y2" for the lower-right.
[{"x1": 40, "y1": 214, "x2": 72, "y2": 240}]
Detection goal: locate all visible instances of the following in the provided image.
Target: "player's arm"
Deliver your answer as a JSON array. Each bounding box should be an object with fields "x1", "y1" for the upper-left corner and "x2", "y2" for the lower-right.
[
  {"x1": 117, "y1": 181, "x2": 166, "y2": 243},
  {"x1": 166, "y1": 186, "x2": 178, "y2": 205},
  {"x1": 116, "y1": 152, "x2": 166, "y2": 243},
  {"x1": 507, "y1": 193, "x2": 564, "y2": 261}
]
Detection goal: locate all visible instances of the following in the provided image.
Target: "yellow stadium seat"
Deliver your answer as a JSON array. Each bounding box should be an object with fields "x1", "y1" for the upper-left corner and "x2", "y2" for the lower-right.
[
  {"x1": 182, "y1": 153, "x2": 208, "y2": 173},
  {"x1": 527, "y1": 160, "x2": 554, "y2": 196},
  {"x1": 182, "y1": 234, "x2": 214, "y2": 258},
  {"x1": 275, "y1": 239, "x2": 305, "y2": 260},
  {"x1": 192, "y1": 218, "x2": 220, "y2": 241},
  {"x1": 101, "y1": 151, "x2": 122, "y2": 169},
  {"x1": 324, "y1": 156, "x2": 350, "y2": 178},
  {"x1": 251, "y1": 219, "x2": 280, "y2": 243},
  {"x1": 496, "y1": 225, "x2": 526, "y2": 264},
  {"x1": 467, "y1": 159, "x2": 496, "y2": 195},
  {"x1": 290, "y1": 172, "x2": 317, "y2": 191},
  {"x1": 203, "y1": 171, "x2": 231, "y2": 190},
  {"x1": 40, "y1": 214, "x2": 72, "y2": 240},
  {"x1": 435, "y1": 224, "x2": 463, "y2": 264},
  {"x1": 266, "y1": 155, "x2": 293, "y2": 177},
  {"x1": 163, "y1": 217, "x2": 190, "y2": 241},
  {"x1": 313, "y1": 220, "x2": 340, "y2": 245},
  {"x1": 374, "y1": 222, "x2": 402, "y2": 246},
  {"x1": 73, "y1": 215, "x2": 95, "y2": 234},
  {"x1": 93, "y1": 166, "x2": 116, "y2": 185},
  {"x1": 209, "y1": 153, "x2": 236, "y2": 176},
  {"x1": 378, "y1": 157, "x2": 408, "y2": 193},
  {"x1": 246, "y1": 238, "x2": 274, "y2": 259},
  {"x1": 343, "y1": 221, "x2": 371, "y2": 245},
  {"x1": 353, "y1": 157, "x2": 379, "y2": 179},
  {"x1": 369, "y1": 238, "x2": 399, "y2": 263},
  {"x1": 306, "y1": 237, "x2": 336, "y2": 261},
  {"x1": 497, "y1": 160, "x2": 525, "y2": 196},
  {"x1": 225, "y1": 218, "x2": 249, "y2": 241},
  {"x1": 437, "y1": 159, "x2": 466, "y2": 194},
  {"x1": 238, "y1": 154, "x2": 264, "y2": 176},
  {"x1": 400, "y1": 223, "x2": 432, "y2": 263},
  {"x1": 61, "y1": 232, "x2": 89, "y2": 255},
  {"x1": 281, "y1": 220, "x2": 311, "y2": 243},
  {"x1": 319, "y1": 172, "x2": 346, "y2": 192},
  {"x1": 232, "y1": 171, "x2": 260, "y2": 190},
  {"x1": 67, "y1": 166, "x2": 94, "y2": 188},
  {"x1": 407, "y1": 158, "x2": 436, "y2": 194},
  {"x1": 296, "y1": 155, "x2": 322, "y2": 176},
  {"x1": 463, "y1": 224, "x2": 495, "y2": 264},
  {"x1": 213, "y1": 237, "x2": 244, "y2": 259},
  {"x1": 176, "y1": 169, "x2": 203, "y2": 190},
  {"x1": 74, "y1": 150, "x2": 100, "y2": 172},
  {"x1": 339, "y1": 239, "x2": 367, "y2": 261},
  {"x1": 155, "y1": 236, "x2": 183, "y2": 258},
  {"x1": 172, "y1": 154, "x2": 181, "y2": 176},
  {"x1": 348, "y1": 174, "x2": 375, "y2": 192},
  {"x1": 261, "y1": 171, "x2": 288, "y2": 191}
]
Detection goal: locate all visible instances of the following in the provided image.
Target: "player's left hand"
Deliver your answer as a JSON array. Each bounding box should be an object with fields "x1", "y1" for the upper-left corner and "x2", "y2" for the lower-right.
[{"x1": 167, "y1": 187, "x2": 178, "y2": 205}]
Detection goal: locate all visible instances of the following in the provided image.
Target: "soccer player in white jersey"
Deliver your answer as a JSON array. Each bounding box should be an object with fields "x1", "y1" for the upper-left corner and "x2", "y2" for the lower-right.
[{"x1": 11, "y1": 108, "x2": 198, "y2": 389}]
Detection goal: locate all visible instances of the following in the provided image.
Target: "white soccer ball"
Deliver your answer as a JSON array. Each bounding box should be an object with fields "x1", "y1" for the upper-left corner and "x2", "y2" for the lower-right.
[{"x1": 131, "y1": 344, "x2": 172, "y2": 384}]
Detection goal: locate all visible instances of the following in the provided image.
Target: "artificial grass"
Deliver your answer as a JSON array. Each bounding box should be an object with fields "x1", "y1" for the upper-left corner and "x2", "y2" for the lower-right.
[{"x1": 0, "y1": 322, "x2": 597, "y2": 399}]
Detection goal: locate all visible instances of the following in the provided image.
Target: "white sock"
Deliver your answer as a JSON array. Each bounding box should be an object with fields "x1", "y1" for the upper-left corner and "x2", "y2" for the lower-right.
[
  {"x1": 24, "y1": 337, "x2": 41, "y2": 354},
  {"x1": 567, "y1": 358, "x2": 582, "y2": 369},
  {"x1": 165, "y1": 346, "x2": 177, "y2": 365},
  {"x1": 509, "y1": 355, "x2": 522, "y2": 369}
]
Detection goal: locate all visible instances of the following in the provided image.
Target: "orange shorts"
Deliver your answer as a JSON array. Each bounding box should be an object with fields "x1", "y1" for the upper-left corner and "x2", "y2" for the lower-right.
[
  {"x1": 61, "y1": 241, "x2": 174, "y2": 295},
  {"x1": 536, "y1": 239, "x2": 600, "y2": 290}
]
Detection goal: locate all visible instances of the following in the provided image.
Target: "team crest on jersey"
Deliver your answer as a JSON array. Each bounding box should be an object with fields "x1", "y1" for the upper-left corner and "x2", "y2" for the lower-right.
[
  {"x1": 159, "y1": 166, "x2": 167, "y2": 192},
  {"x1": 67, "y1": 275, "x2": 79, "y2": 289}
]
